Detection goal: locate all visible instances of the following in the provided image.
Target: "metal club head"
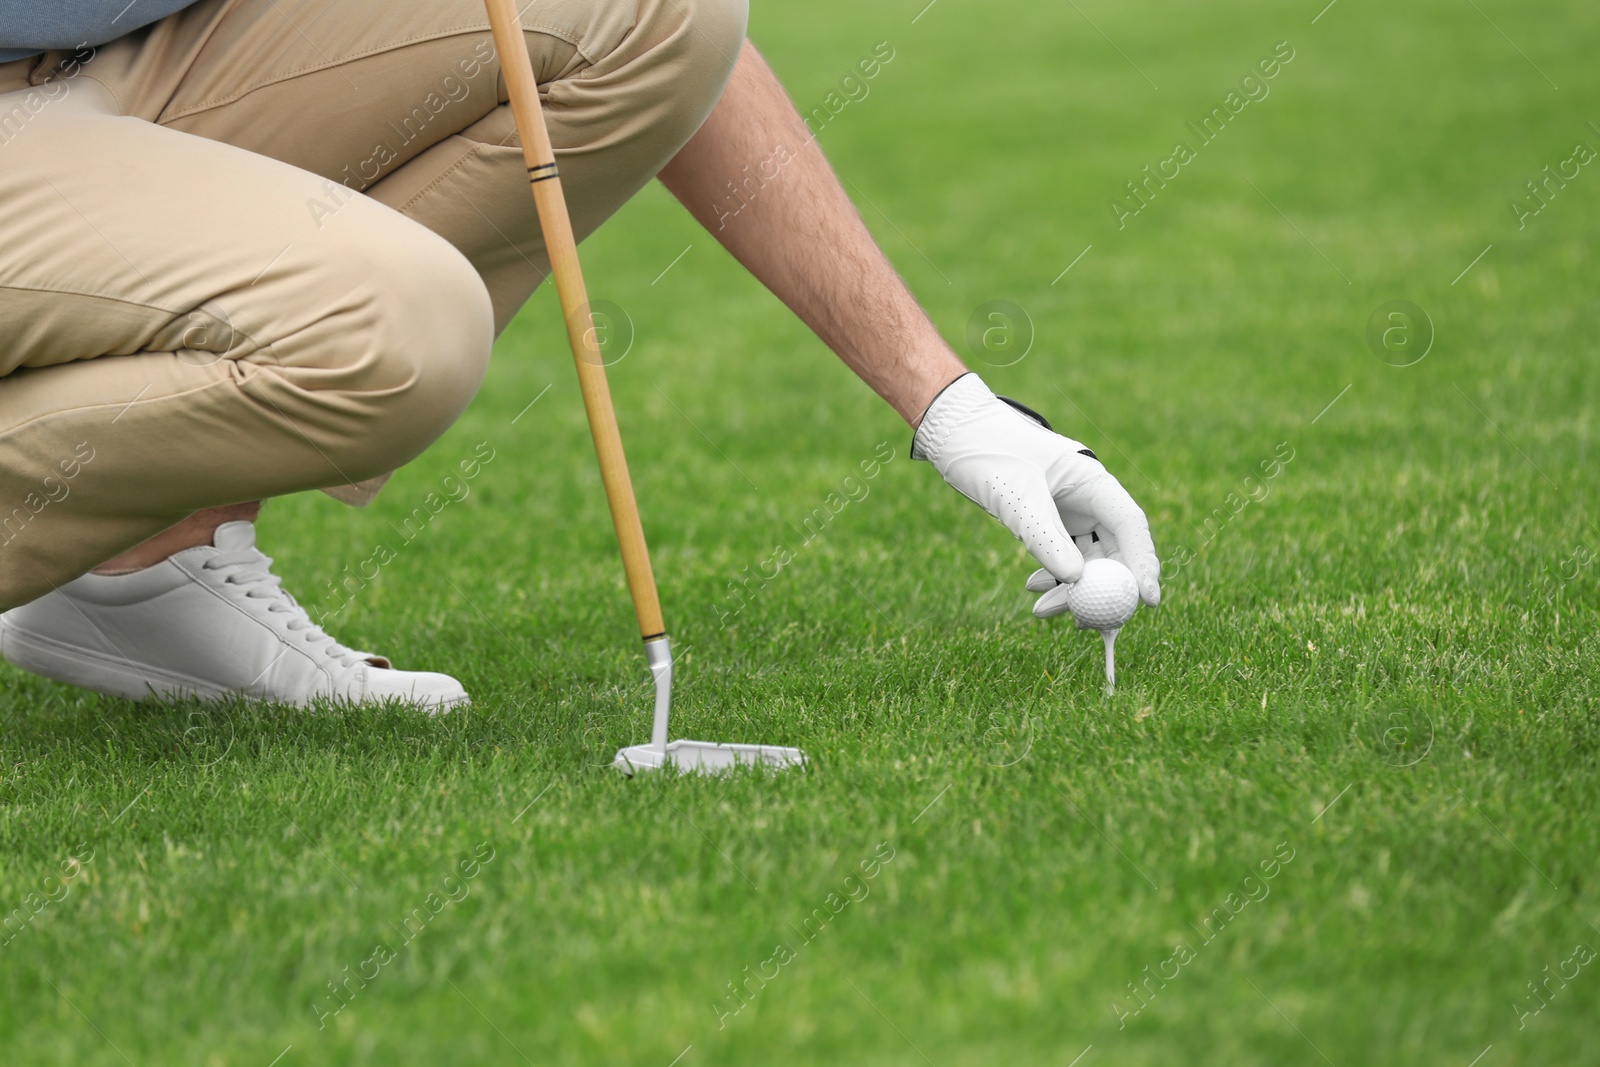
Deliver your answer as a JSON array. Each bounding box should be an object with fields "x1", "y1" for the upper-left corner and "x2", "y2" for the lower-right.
[{"x1": 611, "y1": 637, "x2": 807, "y2": 777}]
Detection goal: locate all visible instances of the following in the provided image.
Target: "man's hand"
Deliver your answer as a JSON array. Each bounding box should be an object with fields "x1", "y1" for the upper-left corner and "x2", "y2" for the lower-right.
[{"x1": 913, "y1": 373, "x2": 1161, "y2": 614}]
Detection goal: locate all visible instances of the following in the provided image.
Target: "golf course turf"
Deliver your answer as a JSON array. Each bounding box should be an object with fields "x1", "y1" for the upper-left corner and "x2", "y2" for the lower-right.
[{"x1": 3, "y1": 0, "x2": 1598, "y2": 1063}]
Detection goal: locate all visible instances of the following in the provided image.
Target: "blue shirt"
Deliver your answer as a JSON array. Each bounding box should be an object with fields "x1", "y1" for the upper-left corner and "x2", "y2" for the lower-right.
[{"x1": 0, "y1": 1, "x2": 204, "y2": 63}]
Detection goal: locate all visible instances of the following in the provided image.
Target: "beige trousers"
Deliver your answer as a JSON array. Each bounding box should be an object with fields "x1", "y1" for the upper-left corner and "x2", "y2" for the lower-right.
[{"x1": 0, "y1": 0, "x2": 745, "y2": 610}]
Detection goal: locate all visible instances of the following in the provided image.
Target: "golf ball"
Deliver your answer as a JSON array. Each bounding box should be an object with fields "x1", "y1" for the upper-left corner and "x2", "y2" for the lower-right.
[{"x1": 1066, "y1": 558, "x2": 1140, "y2": 631}]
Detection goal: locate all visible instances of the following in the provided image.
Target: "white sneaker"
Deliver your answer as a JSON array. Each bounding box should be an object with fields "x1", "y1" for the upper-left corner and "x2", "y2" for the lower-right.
[{"x1": 0, "y1": 521, "x2": 468, "y2": 712}]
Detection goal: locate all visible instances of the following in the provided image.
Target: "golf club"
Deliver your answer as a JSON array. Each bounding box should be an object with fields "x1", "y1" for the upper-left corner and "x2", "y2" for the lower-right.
[{"x1": 484, "y1": 0, "x2": 805, "y2": 775}]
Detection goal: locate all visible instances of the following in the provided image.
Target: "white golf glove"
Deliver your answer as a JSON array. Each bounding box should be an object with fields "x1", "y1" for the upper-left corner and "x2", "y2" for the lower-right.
[{"x1": 912, "y1": 372, "x2": 1160, "y2": 618}]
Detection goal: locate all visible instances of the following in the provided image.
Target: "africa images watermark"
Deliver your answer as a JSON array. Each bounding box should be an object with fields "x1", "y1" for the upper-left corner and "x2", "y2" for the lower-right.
[
  {"x1": 1110, "y1": 840, "x2": 1297, "y2": 1029},
  {"x1": 1, "y1": 843, "x2": 96, "y2": 950},
  {"x1": 314, "y1": 441, "x2": 497, "y2": 624},
  {"x1": 714, "y1": 441, "x2": 896, "y2": 629},
  {"x1": 710, "y1": 840, "x2": 897, "y2": 1029},
  {"x1": 305, "y1": 38, "x2": 496, "y2": 228},
  {"x1": 965, "y1": 300, "x2": 1035, "y2": 368},
  {"x1": 710, "y1": 41, "x2": 898, "y2": 230},
  {"x1": 1513, "y1": 942, "x2": 1595, "y2": 1031},
  {"x1": 1365, "y1": 299, "x2": 1434, "y2": 367},
  {"x1": 0, "y1": 44, "x2": 97, "y2": 150},
  {"x1": 311, "y1": 841, "x2": 496, "y2": 1030},
  {"x1": 1108, "y1": 41, "x2": 1297, "y2": 230},
  {"x1": 1508, "y1": 125, "x2": 1597, "y2": 231},
  {"x1": 1162, "y1": 441, "x2": 1295, "y2": 577},
  {"x1": 1527, "y1": 540, "x2": 1594, "y2": 609},
  {"x1": 0, "y1": 440, "x2": 97, "y2": 549}
]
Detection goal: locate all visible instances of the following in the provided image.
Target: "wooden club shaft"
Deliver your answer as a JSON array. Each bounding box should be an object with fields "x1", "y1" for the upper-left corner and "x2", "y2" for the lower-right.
[{"x1": 484, "y1": 0, "x2": 665, "y2": 639}]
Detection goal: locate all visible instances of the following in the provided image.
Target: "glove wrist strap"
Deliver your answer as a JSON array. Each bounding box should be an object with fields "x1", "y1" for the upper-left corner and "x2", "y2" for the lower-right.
[{"x1": 911, "y1": 372, "x2": 991, "y2": 462}]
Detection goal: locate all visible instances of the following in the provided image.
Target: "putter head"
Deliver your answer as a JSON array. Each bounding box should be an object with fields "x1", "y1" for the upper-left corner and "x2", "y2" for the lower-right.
[
  {"x1": 613, "y1": 635, "x2": 806, "y2": 776},
  {"x1": 613, "y1": 740, "x2": 808, "y2": 776}
]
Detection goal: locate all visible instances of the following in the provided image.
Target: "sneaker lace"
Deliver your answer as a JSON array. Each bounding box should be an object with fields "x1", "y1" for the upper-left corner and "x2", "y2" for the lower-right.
[{"x1": 202, "y1": 547, "x2": 368, "y2": 669}]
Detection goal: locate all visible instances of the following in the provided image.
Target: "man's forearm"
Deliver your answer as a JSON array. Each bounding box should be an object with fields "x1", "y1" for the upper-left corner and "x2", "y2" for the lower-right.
[{"x1": 658, "y1": 41, "x2": 966, "y2": 426}]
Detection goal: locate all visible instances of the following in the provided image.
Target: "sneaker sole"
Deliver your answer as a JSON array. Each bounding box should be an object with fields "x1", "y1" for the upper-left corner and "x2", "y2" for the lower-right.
[
  {"x1": 1, "y1": 617, "x2": 233, "y2": 702},
  {"x1": 1, "y1": 617, "x2": 471, "y2": 712}
]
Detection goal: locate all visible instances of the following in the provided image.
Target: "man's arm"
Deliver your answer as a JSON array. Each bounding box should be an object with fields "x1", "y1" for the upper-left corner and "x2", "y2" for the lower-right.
[
  {"x1": 658, "y1": 41, "x2": 1161, "y2": 606},
  {"x1": 657, "y1": 41, "x2": 963, "y2": 426}
]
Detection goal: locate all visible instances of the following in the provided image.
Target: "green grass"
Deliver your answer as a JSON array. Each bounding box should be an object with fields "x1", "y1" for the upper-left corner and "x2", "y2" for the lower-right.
[{"x1": 4, "y1": 0, "x2": 1599, "y2": 1063}]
